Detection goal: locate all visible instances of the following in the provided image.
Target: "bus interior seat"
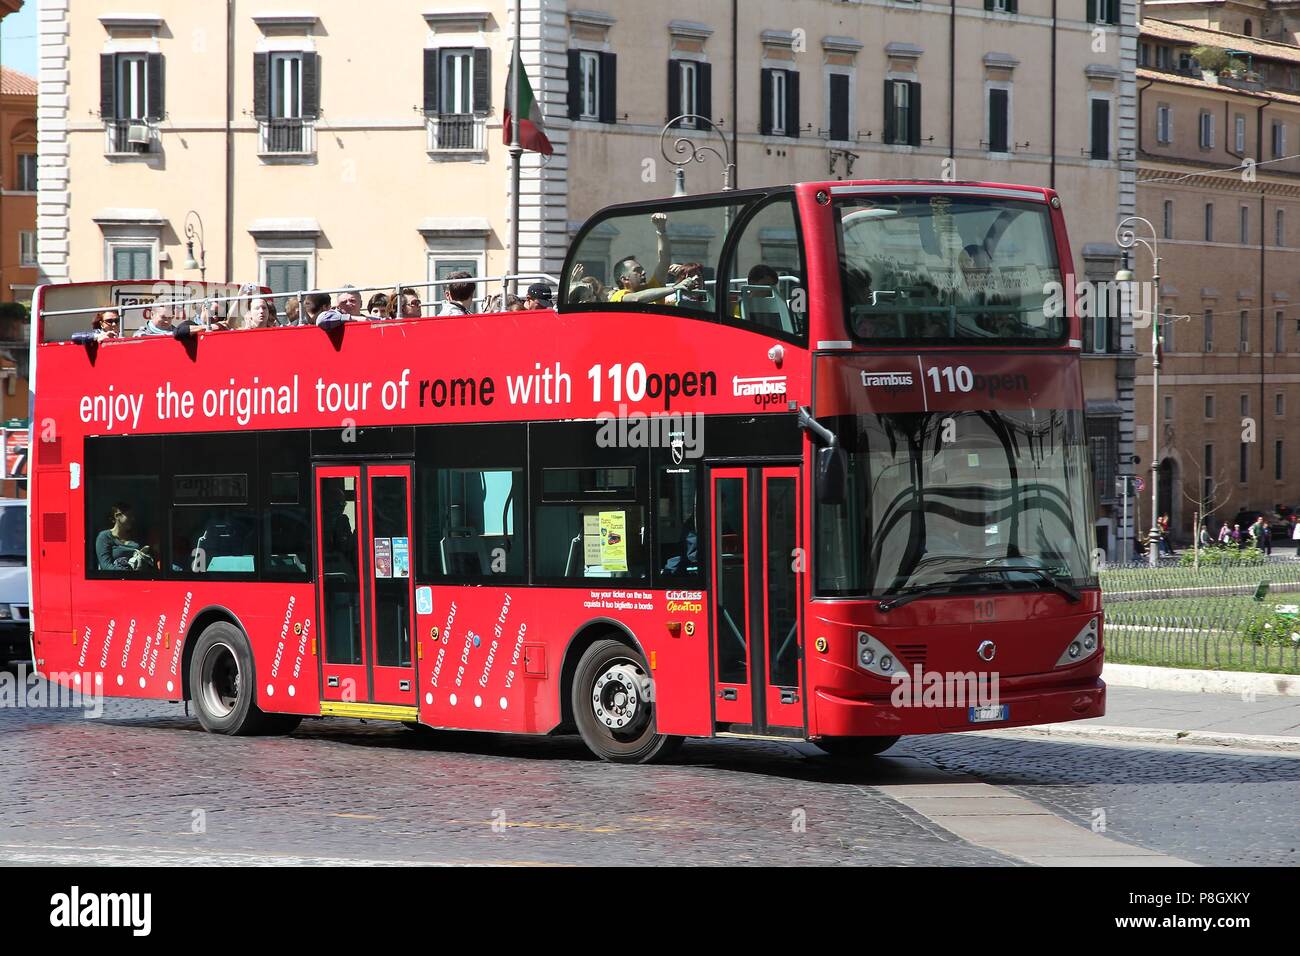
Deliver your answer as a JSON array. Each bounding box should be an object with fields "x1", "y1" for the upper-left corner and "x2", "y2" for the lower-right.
[
  {"x1": 441, "y1": 527, "x2": 492, "y2": 576},
  {"x1": 739, "y1": 285, "x2": 794, "y2": 333}
]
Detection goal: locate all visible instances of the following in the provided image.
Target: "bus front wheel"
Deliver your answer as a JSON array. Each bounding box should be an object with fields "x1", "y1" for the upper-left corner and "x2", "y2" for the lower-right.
[
  {"x1": 813, "y1": 735, "x2": 901, "y2": 758},
  {"x1": 572, "y1": 638, "x2": 681, "y2": 764},
  {"x1": 189, "y1": 622, "x2": 300, "y2": 736}
]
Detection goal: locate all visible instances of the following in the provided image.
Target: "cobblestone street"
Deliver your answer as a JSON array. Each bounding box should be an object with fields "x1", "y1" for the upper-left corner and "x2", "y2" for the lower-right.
[{"x1": 1, "y1": 689, "x2": 1294, "y2": 866}]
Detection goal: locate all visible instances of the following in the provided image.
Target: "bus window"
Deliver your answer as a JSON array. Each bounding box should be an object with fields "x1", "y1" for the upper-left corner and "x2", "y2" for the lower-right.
[
  {"x1": 564, "y1": 199, "x2": 745, "y2": 312},
  {"x1": 261, "y1": 431, "x2": 311, "y2": 580},
  {"x1": 655, "y1": 462, "x2": 700, "y2": 582},
  {"x1": 416, "y1": 424, "x2": 526, "y2": 583},
  {"x1": 420, "y1": 468, "x2": 523, "y2": 580},
  {"x1": 531, "y1": 422, "x2": 648, "y2": 583},
  {"x1": 168, "y1": 435, "x2": 258, "y2": 576},
  {"x1": 85, "y1": 436, "x2": 163, "y2": 579},
  {"x1": 723, "y1": 197, "x2": 807, "y2": 339},
  {"x1": 836, "y1": 193, "x2": 1065, "y2": 343}
]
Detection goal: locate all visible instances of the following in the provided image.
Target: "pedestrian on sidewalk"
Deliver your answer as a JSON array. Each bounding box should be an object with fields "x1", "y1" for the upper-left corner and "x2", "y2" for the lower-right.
[
  {"x1": 1219, "y1": 522, "x2": 1233, "y2": 549},
  {"x1": 1291, "y1": 515, "x2": 1300, "y2": 557},
  {"x1": 1263, "y1": 521, "x2": 1273, "y2": 555}
]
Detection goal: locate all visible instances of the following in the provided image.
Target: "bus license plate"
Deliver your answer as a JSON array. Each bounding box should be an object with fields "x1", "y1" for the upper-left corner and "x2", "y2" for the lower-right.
[{"x1": 969, "y1": 705, "x2": 1009, "y2": 723}]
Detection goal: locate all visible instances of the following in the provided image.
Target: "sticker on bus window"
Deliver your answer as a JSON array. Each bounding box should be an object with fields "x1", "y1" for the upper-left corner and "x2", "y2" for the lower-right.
[
  {"x1": 374, "y1": 538, "x2": 393, "y2": 578},
  {"x1": 392, "y1": 537, "x2": 410, "y2": 578},
  {"x1": 416, "y1": 586, "x2": 433, "y2": 615},
  {"x1": 583, "y1": 514, "x2": 603, "y2": 567},
  {"x1": 599, "y1": 510, "x2": 628, "y2": 572}
]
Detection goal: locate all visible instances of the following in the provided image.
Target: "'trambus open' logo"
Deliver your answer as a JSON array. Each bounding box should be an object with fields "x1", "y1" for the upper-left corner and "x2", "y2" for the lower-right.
[{"x1": 732, "y1": 375, "x2": 787, "y2": 408}]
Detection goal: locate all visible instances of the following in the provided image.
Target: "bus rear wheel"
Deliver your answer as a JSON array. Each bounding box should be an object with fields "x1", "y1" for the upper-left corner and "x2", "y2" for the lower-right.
[
  {"x1": 572, "y1": 639, "x2": 681, "y2": 764},
  {"x1": 813, "y1": 735, "x2": 901, "y2": 758},
  {"x1": 189, "y1": 622, "x2": 300, "y2": 736}
]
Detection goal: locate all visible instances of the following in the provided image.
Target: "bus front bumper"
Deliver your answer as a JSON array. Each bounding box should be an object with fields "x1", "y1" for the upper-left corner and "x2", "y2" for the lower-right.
[{"x1": 811, "y1": 677, "x2": 1106, "y2": 738}]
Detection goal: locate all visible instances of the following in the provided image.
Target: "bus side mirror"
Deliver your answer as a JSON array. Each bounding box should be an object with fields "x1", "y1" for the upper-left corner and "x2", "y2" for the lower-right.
[{"x1": 816, "y1": 446, "x2": 846, "y2": 505}]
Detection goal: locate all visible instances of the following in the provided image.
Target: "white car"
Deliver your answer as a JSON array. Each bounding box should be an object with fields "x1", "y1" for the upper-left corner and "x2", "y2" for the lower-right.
[{"x1": 0, "y1": 499, "x2": 29, "y2": 663}]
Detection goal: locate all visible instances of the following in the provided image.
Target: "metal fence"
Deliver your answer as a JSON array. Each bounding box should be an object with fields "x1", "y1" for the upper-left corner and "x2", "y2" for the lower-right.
[{"x1": 1100, "y1": 561, "x2": 1300, "y2": 673}]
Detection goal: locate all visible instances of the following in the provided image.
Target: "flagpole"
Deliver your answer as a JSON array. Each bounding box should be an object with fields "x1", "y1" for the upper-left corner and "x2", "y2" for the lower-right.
[{"x1": 507, "y1": 0, "x2": 523, "y2": 301}]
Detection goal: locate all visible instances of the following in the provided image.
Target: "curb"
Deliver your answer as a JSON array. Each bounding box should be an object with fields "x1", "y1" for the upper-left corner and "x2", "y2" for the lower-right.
[
  {"x1": 978, "y1": 723, "x2": 1300, "y2": 754},
  {"x1": 1102, "y1": 662, "x2": 1300, "y2": 697}
]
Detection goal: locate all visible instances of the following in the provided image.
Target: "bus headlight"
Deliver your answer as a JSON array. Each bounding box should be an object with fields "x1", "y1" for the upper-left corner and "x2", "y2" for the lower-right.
[
  {"x1": 856, "y1": 631, "x2": 903, "y2": 679},
  {"x1": 1056, "y1": 617, "x2": 1100, "y2": 667}
]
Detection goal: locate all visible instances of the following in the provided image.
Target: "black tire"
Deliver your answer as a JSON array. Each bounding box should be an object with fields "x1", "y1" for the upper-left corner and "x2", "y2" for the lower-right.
[
  {"x1": 572, "y1": 638, "x2": 682, "y2": 764},
  {"x1": 189, "y1": 621, "x2": 298, "y2": 736},
  {"x1": 813, "y1": 735, "x2": 901, "y2": 758}
]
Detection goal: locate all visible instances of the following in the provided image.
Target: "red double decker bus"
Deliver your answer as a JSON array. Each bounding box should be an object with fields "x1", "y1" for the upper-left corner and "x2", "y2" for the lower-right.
[{"x1": 28, "y1": 180, "x2": 1104, "y2": 762}]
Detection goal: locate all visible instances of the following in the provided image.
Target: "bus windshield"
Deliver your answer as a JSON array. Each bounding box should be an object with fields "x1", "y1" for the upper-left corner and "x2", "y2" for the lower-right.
[
  {"x1": 836, "y1": 194, "x2": 1065, "y2": 344},
  {"x1": 816, "y1": 408, "x2": 1096, "y2": 598}
]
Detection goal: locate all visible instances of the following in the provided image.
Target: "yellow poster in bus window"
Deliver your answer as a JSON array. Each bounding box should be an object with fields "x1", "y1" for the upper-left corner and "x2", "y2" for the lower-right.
[{"x1": 599, "y1": 510, "x2": 628, "y2": 572}]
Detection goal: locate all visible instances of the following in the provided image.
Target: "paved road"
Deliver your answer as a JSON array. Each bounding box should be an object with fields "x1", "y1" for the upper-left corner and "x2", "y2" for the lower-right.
[{"x1": 0, "y1": 684, "x2": 1295, "y2": 866}]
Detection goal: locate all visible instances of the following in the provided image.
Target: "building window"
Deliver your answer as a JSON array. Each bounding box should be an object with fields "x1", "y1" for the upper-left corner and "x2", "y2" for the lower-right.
[
  {"x1": 19, "y1": 231, "x2": 35, "y2": 267},
  {"x1": 1089, "y1": 97, "x2": 1110, "y2": 160},
  {"x1": 1235, "y1": 114, "x2": 1246, "y2": 153},
  {"x1": 110, "y1": 245, "x2": 153, "y2": 281},
  {"x1": 1163, "y1": 395, "x2": 1174, "y2": 422},
  {"x1": 260, "y1": 257, "x2": 311, "y2": 314},
  {"x1": 1204, "y1": 203, "x2": 1214, "y2": 241},
  {"x1": 883, "y1": 78, "x2": 921, "y2": 146},
  {"x1": 254, "y1": 52, "x2": 320, "y2": 155},
  {"x1": 1240, "y1": 442, "x2": 1249, "y2": 484},
  {"x1": 1278, "y1": 209, "x2": 1286, "y2": 247},
  {"x1": 423, "y1": 48, "x2": 490, "y2": 151},
  {"x1": 987, "y1": 87, "x2": 1009, "y2": 152},
  {"x1": 1204, "y1": 309, "x2": 1214, "y2": 351},
  {"x1": 1274, "y1": 121, "x2": 1287, "y2": 157},
  {"x1": 1203, "y1": 444, "x2": 1214, "y2": 504},
  {"x1": 1240, "y1": 393, "x2": 1250, "y2": 417},
  {"x1": 1162, "y1": 310, "x2": 1174, "y2": 352},
  {"x1": 1156, "y1": 46, "x2": 1172, "y2": 70},
  {"x1": 1276, "y1": 393, "x2": 1285, "y2": 416},
  {"x1": 668, "y1": 59, "x2": 712, "y2": 127},
  {"x1": 1139, "y1": 43, "x2": 1150, "y2": 67},
  {"x1": 1156, "y1": 104, "x2": 1172, "y2": 145},
  {"x1": 14, "y1": 153, "x2": 36, "y2": 192},
  {"x1": 566, "y1": 49, "x2": 616, "y2": 123},
  {"x1": 1088, "y1": 0, "x2": 1119, "y2": 25},
  {"x1": 762, "y1": 68, "x2": 799, "y2": 138},
  {"x1": 1163, "y1": 199, "x2": 1174, "y2": 239},
  {"x1": 1277, "y1": 311, "x2": 1286, "y2": 353},
  {"x1": 1199, "y1": 111, "x2": 1215, "y2": 149},
  {"x1": 100, "y1": 52, "x2": 163, "y2": 153},
  {"x1": 1204, "y1": 394, "x2": 1215, "y2": 419},
  {"x1": 985, "y1": 0, "x2": 1018, "y2": 11},
  {"x1": 1240, "y1": 310, "x2": 1249, "y2": 351},
  {"x1": 1245, "y1": 18, "x2": 1254, "y2": 36},
  {"x1": 1086, "y1": 417, "x2": 1119, "y2": 503},
  {"x1": 1240, "y1": 205, "x2": 1250, "y2": 244},
  {"x1": 828, "y1": 72, "x2": 851, "y2": 141},
  {"x1": 1277, "y1": 440, "x2": 1284, "y2": 481}
]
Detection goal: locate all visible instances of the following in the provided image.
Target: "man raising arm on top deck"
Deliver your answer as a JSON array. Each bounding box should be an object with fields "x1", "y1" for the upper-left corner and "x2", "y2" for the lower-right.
[{"x1": 607, "y1": 212, "x2": 698, "y2": 304}]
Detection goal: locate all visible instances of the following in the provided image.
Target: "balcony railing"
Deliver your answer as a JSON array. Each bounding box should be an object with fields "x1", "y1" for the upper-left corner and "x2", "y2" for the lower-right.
[
  {"x1": 104, "y1": 119, "x2": 159, "y2": 155},
  {"x1": 259, "y1": 118, "x2": 316, "y2": 156},
  {"x1": 427, "y1": 113, "x2": 486, "y2": 153}
]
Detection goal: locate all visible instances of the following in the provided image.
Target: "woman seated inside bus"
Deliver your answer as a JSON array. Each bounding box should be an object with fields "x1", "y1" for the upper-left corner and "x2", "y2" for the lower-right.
[
  {"x1": 95, "y1": 502, "x2": 156, "y2": 572},
  {"x1": 91, "y1": 309, "x2": 121, "y2": 341}
]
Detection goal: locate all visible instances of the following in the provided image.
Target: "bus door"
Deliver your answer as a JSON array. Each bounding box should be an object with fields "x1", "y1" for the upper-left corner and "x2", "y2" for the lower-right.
[
  {"x1": 709, "y1": 466, "x2": 805, "y2": 734},
  {"x1": 315, "y1": 464, "x2": 417, "y2": 709}
]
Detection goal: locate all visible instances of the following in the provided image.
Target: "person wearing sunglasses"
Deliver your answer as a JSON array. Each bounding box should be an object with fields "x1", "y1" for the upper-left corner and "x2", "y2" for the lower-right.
[{"x1": 91, "y1": 309, "x2": 121, "y2": 341}]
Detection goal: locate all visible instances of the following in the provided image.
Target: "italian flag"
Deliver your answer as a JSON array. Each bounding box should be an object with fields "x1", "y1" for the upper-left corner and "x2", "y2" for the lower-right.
[{"x1": 504, "y1": 47, "x2": 553, "y2": 156}]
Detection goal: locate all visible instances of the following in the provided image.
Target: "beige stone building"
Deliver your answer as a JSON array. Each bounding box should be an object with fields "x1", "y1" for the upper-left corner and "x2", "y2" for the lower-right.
[
  {"x1": 1137, "y1": 5, "x2": 1300, "y2": 543},
  {"x1": 39, "y1": 0, "x2": 1139, "y2": 552}
]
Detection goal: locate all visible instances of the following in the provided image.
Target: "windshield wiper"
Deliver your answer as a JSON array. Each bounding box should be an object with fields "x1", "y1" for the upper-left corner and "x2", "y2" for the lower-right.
[
  {"x1": 949, "y1": 564, "x2": 1082, "y2": 603},
  {"x1": 878, "y1": 582, "x2": 964, "y2": 613}
]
